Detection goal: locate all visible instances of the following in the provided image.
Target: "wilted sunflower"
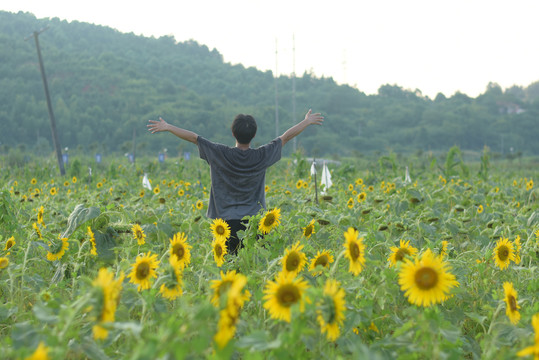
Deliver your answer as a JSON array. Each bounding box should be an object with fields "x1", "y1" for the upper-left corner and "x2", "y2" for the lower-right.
[
  {"x1": 309, "y1": 250, "x2": 334, "y2": 275},
  {"x1": 169, "y1": 232, "x2": 192, "y2": 270},
  {"x1": 46, "y1": 237, "x2": 69, "y2": 261},
  {"x1": 0, "y1": 257, "x2": 9, "y2": 270},
  {"x1": 4, "y1": 236, "x2": 15, "y2": 251},
  {"x1": 131, "y1": 224, "x2": 146, "y2": 245},
  {"x1": 282, "y1": 242, "x2": 307, "y2": 277},
  {"x1": 26, "y1": 341, "x2": 49, "y2": 360},
  {"x1": 398, "y1": 248, "x2": 459, "y2": 307},
  {"x1": 211, "y1": 218, "x2": 231, "y2": 242},
  {"x1": 316, "y1": 279, "x2": 346, "y2": 341},
  {"x1": 159, "y1": 256, "x2": 183, "y2": 300},
  {"x1": 503, "y1": 282, "x2": 521, "y2": 325},
  {"x1": 127, "y1": 252, "x2": 160, "y2": 291},
  {"x1": 263, "y1": 271, "x2": 309, "y2": 322},
  {"x1": 212, "y1": 237, "x2": 228, "y2": 267},
  {"x1": 87, "y1": 227, "x2": 97, "y2": 256},
  {"x1": 302, "y1": 219, "x2": 316, "y2": 238},
  {"x1": 516, "y1": 313, "x2": 539, "y2": 358},
  {"x1": 493, "y1": 237, "x2": 515, "y2": 270},
  {"x1": 343, "y1": 227, "x2": 366, "y2": 276},
  {"x1": 92, "y1": 267, "x2": 124, "y2": 340},
  {"x1": 258, "y1": 208, "x2": 281, "y2": 234},
  {"x1": 357, "y1": 192, "x2": 367, "y2": 203},
  {"x1": 388, "y1": 239, "x2": 418, "y2": 267}
]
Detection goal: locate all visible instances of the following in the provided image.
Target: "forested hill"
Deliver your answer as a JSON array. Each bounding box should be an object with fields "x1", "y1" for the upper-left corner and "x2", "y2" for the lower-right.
[{"x1": 1, "y1": 10, "x2": 539, "y2": 158}]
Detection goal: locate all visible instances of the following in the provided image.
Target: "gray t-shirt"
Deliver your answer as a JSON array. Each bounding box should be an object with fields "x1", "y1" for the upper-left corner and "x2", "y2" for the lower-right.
[{"x1": 197, "y1": 136, "x2": 282, "y2": 220}]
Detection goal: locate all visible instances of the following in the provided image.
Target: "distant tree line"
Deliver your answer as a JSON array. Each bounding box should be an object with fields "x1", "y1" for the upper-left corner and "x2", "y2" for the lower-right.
[{"x1": 1, "y1": 10, "x2": 539, "y2": 160}]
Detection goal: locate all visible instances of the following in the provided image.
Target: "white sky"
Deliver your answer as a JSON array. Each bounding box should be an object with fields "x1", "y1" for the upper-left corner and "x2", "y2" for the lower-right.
[{"x1": 3, "y1": 0, "x2": 539, "y2": 98}]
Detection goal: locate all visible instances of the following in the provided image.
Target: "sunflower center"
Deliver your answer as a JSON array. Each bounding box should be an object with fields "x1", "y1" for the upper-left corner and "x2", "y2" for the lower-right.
[
  {"x1": 508, "y1": 295, "x2": 517, "y2": 312},
  {"x1": 350, "y1": 242, "x2": 361, "y2": 260},
  {"x1": 136, "y1": 262, "x2": 150, "y2": 280},
  {"x1": 264, "y1": 214, "x2": 275, "y2": 227},
  {"x1": 277, "y1": 284, "x2": 300, "y2": 307},
  {"x1": 216, "y1": 225, "x2": 225, "y2": 235},
  {"x1": 136, "y1": 230, "x2": 143, "y2": 239},
  {"x1": 173, "y1": 244, "x2": 185, "y2": 259},
  {"x1": 498, "y1": 246, "x2": 509, "y2": 261},
  {"x1": 414, "y1": 267, "x2": 438, "y2": 290},
  {"x1": 215, "y1": 244, "x2": 223, "y2": 257},
  {"x1": 395, "y1": 248, "x2": 410, "y2": 262},
  {"x1": 285, "y1": 252, "x2": 300, "y2": 271},
  {"x1": 314, "y1": 255, "x2": 329, "y2": 267},
  {"x1": 6, "y1": 240, "x2": 14, "y2": 250},
  {"x1": 304, "y1": 226, "x2": 313, "y2": 237}
]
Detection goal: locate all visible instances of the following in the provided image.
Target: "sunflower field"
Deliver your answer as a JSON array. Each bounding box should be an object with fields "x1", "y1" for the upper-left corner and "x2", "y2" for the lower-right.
[{"x1": 0, "y1": 152, "x2": 538, "y2": 359}]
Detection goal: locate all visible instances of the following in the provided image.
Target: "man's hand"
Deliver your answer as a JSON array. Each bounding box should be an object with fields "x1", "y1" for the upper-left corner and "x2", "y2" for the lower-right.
[
  {"x1": 147, "y1": 117, "x2": 169, "y2": 134},
  {"x1": 304, "y1": 109, "x2": 324, "y2": 126}
]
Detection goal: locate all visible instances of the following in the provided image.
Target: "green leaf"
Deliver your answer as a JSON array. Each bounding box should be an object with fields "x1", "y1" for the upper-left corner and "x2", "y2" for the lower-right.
[
  {"x1": 62, "y1": 204, "x2": 101, "y2": 238},
  {"x1": 236, "y1": 331, "x2": 282, "y2": 351}
]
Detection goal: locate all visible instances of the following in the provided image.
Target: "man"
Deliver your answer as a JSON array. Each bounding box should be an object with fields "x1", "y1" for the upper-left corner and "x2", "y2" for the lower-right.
[{"x1": 147, "y1": 109, "x2": 324, "y2": 254}]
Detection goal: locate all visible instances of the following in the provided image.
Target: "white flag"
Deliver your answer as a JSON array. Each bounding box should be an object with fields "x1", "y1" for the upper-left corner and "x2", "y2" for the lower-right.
[
  {"x1": 310, "y1": 160, "x2": 317, "y2": 176},
  {"x1": 405, "y1": 166, "x2": 412, "y2": 184},
  {"x1": 142, "y1": 174, "x2": 152, "y2": 191},
  {"x1": 321, "y1": 162, "x2": 332, "y2": 194}
]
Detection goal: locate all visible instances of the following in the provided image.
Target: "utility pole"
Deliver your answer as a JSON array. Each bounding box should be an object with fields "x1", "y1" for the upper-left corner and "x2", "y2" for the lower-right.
[
  {"x1": 274, "y1": 39, "x2": 279, "y2": 138},
  {"x1": 26, "y1": 27, "x2": 65, "y2": 175}
]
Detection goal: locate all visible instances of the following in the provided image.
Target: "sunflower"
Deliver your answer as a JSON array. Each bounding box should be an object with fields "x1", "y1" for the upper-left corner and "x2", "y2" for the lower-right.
[
  {"x1": 258, "y1": 208, "x2": 281, "y2": 234},
  {"x1": 281, "y1": 242, "x2": 307, "y2": 277},
  {"x1": 527, "y1": 179, "x2": 534, "y2": 191},
  {"x1": 263, "y1": 271, "x2": 309, "y2": 322},
  {"x1": 96, "y1": 182, "x2": 103, "y2": 189},
  {"x1": 211, "y1": 218, "x2": 231, "y2": 242},
  {"x1": 503, "y1": 282, "x2": 520, "y2": 325},
  {"x1": 72, "y1": 176, "x2": 77, "y2": 184},
  {"x1": 31, "y1": 178, "x2": 37, "y2": 185},
  {"x1": 347, "y1": 198, "x2": 354, "y2": 208},
  {"x1": 343, "y1": 227, "x2": 366, "y2": 276},
  {"x1": 210, "y1": 270, "x2": 250, "y2": 310},
  {"x1": 357, "y1": 192, "x2": 367, "y2": 203},
  {"x1": 32, "y1": 222, "x2": 43, "y2": 239},
  {"x1": 302, "y1": 219, "x2": 316, "y2": 238},
  {"x1": 302, "y1": 181, "x2": 308, "y2": 189},
  {"x1": 177, "y1": 189, "x2": 184, "y2": 197},
  {"x1": 212, "y1": 237, "x2": 228, "y2": 267},
  {"x1": 214, "y1": 308, "x2": 238, "y2": 349},
  {"x1": 47, "y1": 237, "x2": 69, "y2": 261},
  {"x1": 127, "y1": 252, "x2": 160, "y2": 291},
  {"x1": 355, "y1": 178, "x2": 363, "y2": 186},
  {"x1": 131, "y1": 224, "x2": 146, "y2": 245},
  {"x1": 153, "y1": 186, "x2": 160, "y2": 195},
  {"x1": 87, "y1": 227, "x2": 97, "y2": 256},
  {"x1": 368, "y1": 185, "x2": 374, "y2": 191},
  {"x1": 169, "y1": 232, "x2": 192, "y2": 270},
  {"x1": 296, "y1": 180, "x2": 303, "y2": 189},
  {"x1": 196, "y1": 200, "x2": 204, "y2": 210},
  {"x1": 63, "y1": 181, "x2": 69, "y2": 187},
  {"x1": 493, "y1": 237, "x2": 515, "y2": 270},
  {"x1": 139, "y1": 190, "x2": 145, "y2": 197},
  {"x1": 159, "y1": 256, "x2": 183, "y2": 300},
  {"x1": 50, "y1": 187, "x2": 57, "y2": 196},
  {"x1": 477, "y1": 204, "x2": 484, "y2": 214},
  {"x1": 309, "y1": 250, "x2": 334, "y2": 275},
  {"x1": 92, "y1": 267, "x2": 124, "y2": 340},
  {"x1": 439, "y1": 240, "x2": 449, "y2": 259},
  {"x1": 398, "y1": 248, "x2": 459, "y2": 307},
  {"x1": 516, "y1": 313, "x2": 539, "y2": 358},
  {"x1": 316, "y1": 279, "x2": 346, "y2": 341},
  {"x1": 25, "y1": 341, "x2": 49, "y2": 360},
  {"x1": 388, "y1": 239, "x2": 418, "y2": 267},
  {"x1": 514, "y1": 235, "x2": 522, "y2": 265},
  {"x1": 4, "y1": 236, "x2": 15, "y2": 251},
  {"x1": 0, "y1": 257, "x2": 9, "y2": 270},
  {"x1": 37, "y1": 205, "x2": 45, "y2": 225}
]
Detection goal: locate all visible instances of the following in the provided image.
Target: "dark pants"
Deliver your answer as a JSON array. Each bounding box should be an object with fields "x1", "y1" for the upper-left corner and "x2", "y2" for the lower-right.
[{"x1": 225, "y1": 219, "x2": 247, "y2": 256}]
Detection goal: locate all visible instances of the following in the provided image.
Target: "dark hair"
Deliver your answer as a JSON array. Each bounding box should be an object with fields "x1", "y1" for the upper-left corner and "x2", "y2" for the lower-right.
[{"x1": 231, "y1": 114, "x2": 257, "y2": 144}]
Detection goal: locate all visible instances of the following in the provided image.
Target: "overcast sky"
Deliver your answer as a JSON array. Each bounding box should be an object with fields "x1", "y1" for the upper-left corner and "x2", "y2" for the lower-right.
[{"x1": 3, "y1": 0, "x2": 539, "y2": 98}]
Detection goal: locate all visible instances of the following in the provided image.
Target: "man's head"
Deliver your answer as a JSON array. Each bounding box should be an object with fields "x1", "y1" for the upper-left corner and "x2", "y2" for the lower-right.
[{"x1": 231, "y1": 114, "x2": 257, "y2": 145}]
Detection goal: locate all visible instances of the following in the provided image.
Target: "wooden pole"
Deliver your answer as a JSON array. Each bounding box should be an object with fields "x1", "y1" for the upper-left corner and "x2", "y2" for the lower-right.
[{"x1": 28, "y1": 28, "x2": 65, "y2": 175}]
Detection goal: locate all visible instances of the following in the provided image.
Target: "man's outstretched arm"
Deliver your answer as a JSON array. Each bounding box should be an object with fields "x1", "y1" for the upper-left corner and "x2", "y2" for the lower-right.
[
  {"x1": 279, "y1": 109, "x2": 324, "y2": 146},
  {"x1": 147, "y1": 117, "x2": 198, "y2": 144}
]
